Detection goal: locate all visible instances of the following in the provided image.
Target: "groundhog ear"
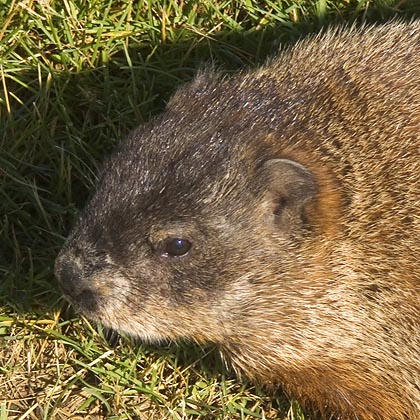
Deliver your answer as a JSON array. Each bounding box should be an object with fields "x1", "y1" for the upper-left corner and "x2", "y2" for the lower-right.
[{"x1": 262, "y1": 158, "x2": 317, "y2": 218}]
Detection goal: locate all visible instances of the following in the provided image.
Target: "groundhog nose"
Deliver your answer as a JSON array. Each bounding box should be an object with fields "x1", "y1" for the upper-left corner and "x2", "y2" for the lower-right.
[{"x1": 55, "y1": 256, "x2": 96, "y2": 306}]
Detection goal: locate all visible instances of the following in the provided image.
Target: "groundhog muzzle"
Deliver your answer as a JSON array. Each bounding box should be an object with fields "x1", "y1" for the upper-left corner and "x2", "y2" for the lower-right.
[{"x1": 55, "y1": 21, "x2": 420, "y2": 420}]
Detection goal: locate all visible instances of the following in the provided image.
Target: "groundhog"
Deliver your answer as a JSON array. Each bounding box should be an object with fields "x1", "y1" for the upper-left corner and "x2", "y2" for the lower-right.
[{"x1": 55, "y1": 20, "x2": 420, "y2": 420}]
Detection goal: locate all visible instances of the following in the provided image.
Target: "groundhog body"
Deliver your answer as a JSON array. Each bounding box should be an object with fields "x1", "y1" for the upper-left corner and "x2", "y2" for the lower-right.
[{"x1": 55, "y1": 21, "x2": 420, "y2": 420}]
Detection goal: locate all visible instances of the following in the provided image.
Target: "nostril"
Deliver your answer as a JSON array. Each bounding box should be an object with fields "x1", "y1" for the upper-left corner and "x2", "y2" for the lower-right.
[
  {"x1": 55, "y1": 257, "x2": 80, "y2": 285},
  {"x1": 78, "y1": 289, "x2": 98, "y2": 310},
  {"x1": 55, "y1": 255, "x2": 100, "y2": 312},
  {"x1": 55, "y1": 257, "x2": 88, "y2": 297}
]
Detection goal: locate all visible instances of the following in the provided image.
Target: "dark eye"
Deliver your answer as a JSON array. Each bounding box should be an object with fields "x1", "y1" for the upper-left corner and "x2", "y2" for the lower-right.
[{"x1": 160, "y1": 238, "x2": 192, "y2": 258}]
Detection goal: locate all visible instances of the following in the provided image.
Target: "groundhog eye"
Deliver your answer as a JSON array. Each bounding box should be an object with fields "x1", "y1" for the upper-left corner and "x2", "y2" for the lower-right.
[{"x1": 160, "y1": 238, "x2": 192, "y2": 258}]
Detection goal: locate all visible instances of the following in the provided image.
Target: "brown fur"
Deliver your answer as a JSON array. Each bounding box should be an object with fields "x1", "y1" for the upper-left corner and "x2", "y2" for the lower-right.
[{"x1": 56, "y1": 21, "x2": 420, "y2": 420}]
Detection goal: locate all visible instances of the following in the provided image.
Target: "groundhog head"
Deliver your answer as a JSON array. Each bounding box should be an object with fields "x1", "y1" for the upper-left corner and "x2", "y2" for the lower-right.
[{"x1": 55, "y1": 71, "x2": 319, "y2": 348}]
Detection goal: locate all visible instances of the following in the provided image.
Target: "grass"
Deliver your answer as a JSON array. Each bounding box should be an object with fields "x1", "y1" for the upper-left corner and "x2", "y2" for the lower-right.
[{"x1": 0, "y1": 0, "x2": 419, "y2": 418}]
